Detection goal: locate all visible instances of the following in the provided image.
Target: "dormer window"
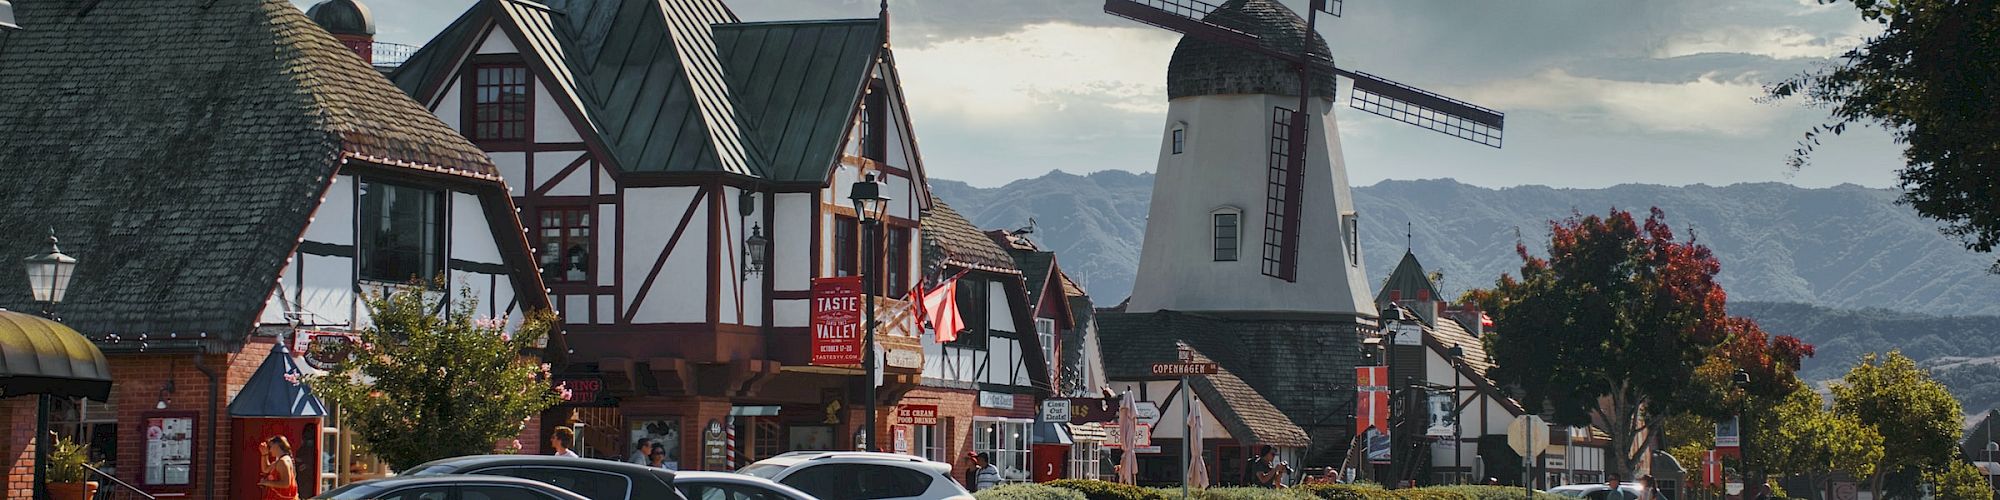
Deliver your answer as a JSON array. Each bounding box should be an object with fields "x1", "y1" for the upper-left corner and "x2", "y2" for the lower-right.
[
  {"x1": 469, "y1": 63, "x2": 530, "y2": 142},
  {"x1": 1212, "y1": 208, "x2": 1240, "y2": 262},
  {"x1": 861, "y1": 78, "x2": 889, "y2": 162},
  {"x1": 1171, "y1": 122, "x2": 1186, "y2": 154}
]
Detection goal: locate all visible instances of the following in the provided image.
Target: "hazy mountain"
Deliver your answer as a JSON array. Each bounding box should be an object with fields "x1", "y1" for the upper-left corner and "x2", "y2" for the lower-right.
[
  {"x1": 932, "y1": 171, "x2": 2000, "y2": 316},
  {"x1": 1731, "y1": 300, "x2": 2000, "y2": 414}
]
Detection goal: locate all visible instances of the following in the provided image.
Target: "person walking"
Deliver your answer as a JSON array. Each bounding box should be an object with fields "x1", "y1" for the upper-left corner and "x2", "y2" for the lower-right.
[
  {"x1": 258, "y1": 436, "x2": 300, "y2": 500},
  {"x1": 552, "y1": 426, "x2": 579, "y2": 457}
]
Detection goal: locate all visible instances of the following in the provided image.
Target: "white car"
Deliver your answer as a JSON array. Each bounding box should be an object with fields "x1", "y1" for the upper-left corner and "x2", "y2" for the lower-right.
[
  {"x1": 738, "y1": 452, "x2": 973, "y2": 500},
  {"x1": 1546, "y1": 484, "x2": 1658, "y2": 499},
  {"x1": 674, "y1": 471, "x2": 818, "y2": 500}
]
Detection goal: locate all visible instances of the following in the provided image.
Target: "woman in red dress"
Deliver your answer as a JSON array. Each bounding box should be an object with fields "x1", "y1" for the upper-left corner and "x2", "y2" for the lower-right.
[{"x1": 259, "y1": 436, "x2": 300, "y2": 500}]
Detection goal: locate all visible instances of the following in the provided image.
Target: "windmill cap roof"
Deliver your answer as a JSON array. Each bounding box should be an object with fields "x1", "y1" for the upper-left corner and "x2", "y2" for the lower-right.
[
  {"x1": 1166, "y1": 0, "x2": 1336, "y2": 99},
  {"x1": 308, "y1": 0, "x2": 374, "y2": 36}
]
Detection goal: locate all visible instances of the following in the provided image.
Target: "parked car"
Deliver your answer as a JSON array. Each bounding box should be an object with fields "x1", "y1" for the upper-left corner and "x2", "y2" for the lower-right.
[
  {"x1": 738, "y1": 452, "x2": 972, "y2": 500},
  {"x1": 400, "y1": 455, "x2": 687, "y2": 500},
  {"x1": 1546, "y1": 484, "x2": 1656, "y2": 499},
  {"x1": 315, "y1": 474, "x2": 591, "y2": 500},
  {"x1": 673, "y1": 471, "x2": 817, "y2": 500}
]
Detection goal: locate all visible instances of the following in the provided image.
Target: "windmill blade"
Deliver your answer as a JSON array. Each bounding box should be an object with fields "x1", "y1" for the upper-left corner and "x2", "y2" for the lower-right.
[
  {"x1": 1343, "y1": 70, "x2": 1506, "y2": 148},
  {"x1": 1103, "y1": 0, "x2": 1298, "y2": 63},
  {"x1": 1312, "y1": 0, "x2": 1342, "y2": 17}
]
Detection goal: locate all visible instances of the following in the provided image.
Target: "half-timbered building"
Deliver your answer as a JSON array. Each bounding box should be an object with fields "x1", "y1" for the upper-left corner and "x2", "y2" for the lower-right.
[
  {"x1": 388, "y1": 0, "x2": 1014, "y2": 471},
  {"x1": 0, "y1": 0, "x2": 548, "y2": 497}
]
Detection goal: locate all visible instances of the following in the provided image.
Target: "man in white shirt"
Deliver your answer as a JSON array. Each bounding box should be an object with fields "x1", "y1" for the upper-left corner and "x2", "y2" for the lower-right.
[{"x1": 552, "y1": 426, "x2": 579, "y2": 457}]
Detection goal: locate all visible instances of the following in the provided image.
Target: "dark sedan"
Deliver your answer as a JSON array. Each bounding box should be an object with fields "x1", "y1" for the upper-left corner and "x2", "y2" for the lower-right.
[
  {"x1": 401, "y1": 455, "x2": 688, "y2": 500},
  {"x1": 315, "y1": 474, "x2": 591, "y2": 500}
]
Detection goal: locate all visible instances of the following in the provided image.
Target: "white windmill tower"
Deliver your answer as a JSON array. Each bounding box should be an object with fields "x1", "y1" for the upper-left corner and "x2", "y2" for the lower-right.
[{"x1": 1114, "y1": 0, "x2": 1504, "y2": 317}]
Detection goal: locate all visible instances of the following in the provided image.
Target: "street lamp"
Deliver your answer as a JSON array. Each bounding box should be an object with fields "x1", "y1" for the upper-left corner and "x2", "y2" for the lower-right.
[
  {"x1": 22, "y1": 229, "x2": 78, "y2": 319},
  {"x1": 1379, "y1": 307, "x2": 1410, "y2": 485},
  {"x1": 1447, "y1": 344, "x2": 1464, "y2": 484},
  {"x1": 1732, "y1": 368, "x2": 1752, "y2": 497},
  {"x1": 0, "y1": 0, "x2": 19, "y2": 30},
  {"x1": 849, "y1": 172, "x2": 890, "y2": 451},
  {"x1": 740, "y1": 190, "x2": 768, "y2": 280},
  {"x1": 23, "y1": 229, "x2": 77, "y2": 500}
]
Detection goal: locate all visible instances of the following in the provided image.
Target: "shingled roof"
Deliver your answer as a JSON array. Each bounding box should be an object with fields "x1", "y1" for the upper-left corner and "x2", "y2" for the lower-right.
[
  {"x1": 1376, "y1": 251, "x2": 1444, "y2": 305},
  {"x1": 392, "y1": 0, "x2": 888, "y2": 183},
  {"x1": 1166, "y1": 0, "x2": 1335, "y2": 99},
  {"x1": 921, "y1": 198, "x2": 1018, "y2": 275},
  {"x1": 0, "y1": 0, "x2": 501, "y2": 341},
  {"x1": 1100, "y1": 318, "x2": 1310, "y2": 447}
]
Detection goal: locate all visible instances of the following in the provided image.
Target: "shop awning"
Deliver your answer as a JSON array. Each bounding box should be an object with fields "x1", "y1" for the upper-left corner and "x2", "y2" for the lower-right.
[
  {"x1": 1034, "y1": 421, "x2": 1073, "y2": 445},
  {"x1": 1068, "y1": 423, "x2": 1108, "y2": 442},
  {"x1": 0, "y1": 309, "x2": 111, "y2": 401},
  {"x1": 228, "y1": 343, "x2": 327, "y2": 417}
]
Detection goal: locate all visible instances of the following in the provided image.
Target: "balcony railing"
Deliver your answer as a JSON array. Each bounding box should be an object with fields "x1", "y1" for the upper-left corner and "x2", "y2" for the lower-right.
[{"x1": 371, "y1": 42, "x2": 421, "y2": 69}]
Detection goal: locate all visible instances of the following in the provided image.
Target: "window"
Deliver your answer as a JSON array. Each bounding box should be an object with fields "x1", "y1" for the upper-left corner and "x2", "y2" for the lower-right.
[
  {"x1": 680, "y1": 483, "x2": 784, "y2": 500},
  {"x1": 371, "y1": 486, "x2": 452, "y2": 500},
  {"x1": 862, "y1": 79, "x2": 889, "y2": 161},
  {"x1": 1171, "y1": 125, "x2": 1186, "y2": 154},
  {"x1": 912, "y1": 424, "x2": 941, "y2": 462},
  {"x1": 482, "y1": 466, "x2": 630, "y2": 500},
  {"x1": 834, "y1": 216, "x2": 859, "y2": 277},
  {"x1": 949, "y1": 278, "x2": 988, "y2": 348},
  {"x1": 459, "y1": 485, "x2": 564, "y2": 500},
  {"x1": 1212, "y1": 210, "x2": 1240, "y2": 262},
  {"x1": 1343, "y1": 212, "x2": 1360, "y2": 266},
  {"x1": 1068, "y1": 441, "x2": 1104, "y2": 480},
  {"x1": 1262, "y1": 107, "x2": 1299, "y2": 281},
  {"x1": 885, "y1": 228, "x2": 911, "y2": 298},
  {"x1": 538, "y1": 207, "x2": 592, "y2": 283},
  {"x1": 359, "y1": 180, "x2": 444, "y2": 282},
  {"x1": 781, "y1": 464, "x2": 934, "y2": 500},
  {"x1": 50, "y1": 397, "x2": 116, "y2": 475},
  {"x1": 975, "y1": 420, "x2": 1033, "y2": 483},
  {"x1": 1035, "y1": 318, "x2": 1057, "y2": 380},
  {"x1": 471, "y1": 64, "x2": 530, "y2": 141}
]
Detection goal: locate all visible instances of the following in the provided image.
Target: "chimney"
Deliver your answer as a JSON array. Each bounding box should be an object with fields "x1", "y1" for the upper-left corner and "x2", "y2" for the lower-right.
[{"x1": 307, "y1": 0, "x2": 376, "y2": 64}]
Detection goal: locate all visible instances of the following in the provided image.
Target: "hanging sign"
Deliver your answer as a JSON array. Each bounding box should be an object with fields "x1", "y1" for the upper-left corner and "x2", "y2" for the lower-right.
[
  {"x1": 1040, "y1": 399, "x2": 1073, "y2": 423},
  {"x1": 1715, "y1": 416, "x2": 1741, "y2": 448},
  {"x1": 1426, "y1": 391, "x2": 1456, "y2": 437},
  {"x1": 1356, "y1": 366, "x2": 1390, "y2": 436},
  {"x1": 1066, "y1": 397, "x2": 1118, "y2": 424},
  {"x1": 703, "y1": 419, "x2": 727, "y2": 470},
  {"x1": 811, "y1": 277, "x2": 864, "y2": 366}
]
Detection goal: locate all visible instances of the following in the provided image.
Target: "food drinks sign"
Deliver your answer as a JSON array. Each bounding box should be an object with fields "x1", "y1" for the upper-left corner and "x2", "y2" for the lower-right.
[{"x1": 811, "y1": 277, "x2": 864, "y2": 366}]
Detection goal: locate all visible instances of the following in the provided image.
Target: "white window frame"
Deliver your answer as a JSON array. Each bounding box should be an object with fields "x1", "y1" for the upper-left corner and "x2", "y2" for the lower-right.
[
  {"x1": 1035, "y1": 317, "x2": 1057, "y2": 382},
  {"x1": 913, "y1": 424, "x2": 942, "y2": 462},
  {"x1": 1171, "y1": 122, "x2": 1187, "y2": 155},
  {"x1": 1212, "y1": 207, "x2": 1241, "y2": 262},
  {"x1": 973, "y1": 418, "x2": 1034, "y2": 484},
  {"x1": 1068, "y1": 440, "x2": 1104, "y2": 480}
]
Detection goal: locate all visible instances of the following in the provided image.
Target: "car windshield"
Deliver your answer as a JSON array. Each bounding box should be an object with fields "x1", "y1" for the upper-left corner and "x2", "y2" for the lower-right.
[
  {"x1": 738, "y1": 464, "x2": 785, "y2": 479},
  {"x1": 399, "y1": 463, "x2": 458, "y2": 476},
  {"x1": 313, "y1": 482, "x2": 390, "y2": 500}
]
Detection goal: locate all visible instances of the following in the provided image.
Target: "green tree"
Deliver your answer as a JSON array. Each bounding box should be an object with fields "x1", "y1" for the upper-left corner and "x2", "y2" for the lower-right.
[
  {"x1": 312, "y1": 285, "x2": 560, "y2": 469},
  {"x1": 1750, "y1": 385, "x2": 1883, "y2": 499},
  {"x1": 1476, "y1": 208, "x2": 1731, "y2": 476},
  {"x1": 1928, "y1": 461, "x2": 1994, "y2": 500},
  {"x1": 1830, "y1": 351, "x2": 1964, "y2": 499},
  {"x1": 1764, "y1": 0, "x2": 2000, "y2": 270}
]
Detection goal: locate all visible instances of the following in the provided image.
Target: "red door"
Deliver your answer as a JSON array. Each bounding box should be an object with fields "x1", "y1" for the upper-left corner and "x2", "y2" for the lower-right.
[{"x1": 1032, "y1": 444, "x2": 1068, "y2": 482}]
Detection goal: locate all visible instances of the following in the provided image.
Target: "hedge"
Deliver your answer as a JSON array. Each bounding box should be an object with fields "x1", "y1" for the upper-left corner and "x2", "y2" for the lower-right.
[
  {"x1": 974, "y1": 484, "x2": 1089, "y2": 500},
  {"x1": 1045, "y1": 479, "x2": 1170, "y2": 500},
  {"x1": 1043, "y1": 481, "x2": 1563, "y2": 500}
]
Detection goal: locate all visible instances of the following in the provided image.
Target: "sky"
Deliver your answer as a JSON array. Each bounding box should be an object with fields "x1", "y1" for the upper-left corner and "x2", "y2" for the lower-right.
[{"x1": 313, "y1": 0, "x2": 1906, "y2": 189}]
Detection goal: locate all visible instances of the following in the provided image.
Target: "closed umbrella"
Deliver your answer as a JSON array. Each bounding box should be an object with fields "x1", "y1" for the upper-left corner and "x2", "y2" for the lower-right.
[
  {"x1": 1188, "y1": 394, "x2": 1209, "y2": 489},
  {"x1": 1118, "y1": 391, "x2": 1138, "y2": 485}
]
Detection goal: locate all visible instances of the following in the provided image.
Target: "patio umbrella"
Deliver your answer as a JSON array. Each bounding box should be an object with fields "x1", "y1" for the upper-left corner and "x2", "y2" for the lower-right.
[
  {"x1": 1188, "y1": 394, "x2": 1208, "y2": 489},
  {"x1": 1118, "y1": 391, "x2": 1138, "y2": 485}
]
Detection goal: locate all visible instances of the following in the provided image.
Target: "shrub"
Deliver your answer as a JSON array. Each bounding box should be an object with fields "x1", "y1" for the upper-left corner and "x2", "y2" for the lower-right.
[
  {"x1": 1189, "y1": 487, "x2": 1320, "y2": 500},
  {"x1": 44, "y1": 435, "x2": 98, "y2": 484},
  {"x1": 975, "y1": 484, "x2": 1088, "y2": 500},
  {"x1": 1402, "y1": 485, "x2": 1565, "y2": 500},
  {"x1": 1046, "y1": 480, "x2": 1169, "y2": 500}
]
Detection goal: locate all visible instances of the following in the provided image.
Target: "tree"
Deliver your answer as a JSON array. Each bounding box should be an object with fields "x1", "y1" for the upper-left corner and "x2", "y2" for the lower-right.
[
  {"x1": 312, "y1": 285, "x2": 561, "y2": 469},
  {"x1": 1749, "y1": 385, "x2": 1883, "y2": 499},
  {"x1": 1830, "y1": 351, "x2": 1964, "y2": 499},
  {"x1": 1684, "y1": 317, "x2": 1815, "y2": 490},
  {"x1": 1765, "y1": 0, "x2": 2000, "y2": 270},
  {"x1": 1477, "y1": 208, "x2": 1731, "y2": 476},
  {"x1": 1927, "y1": 461, "x2": 1995, "y2": 500}
]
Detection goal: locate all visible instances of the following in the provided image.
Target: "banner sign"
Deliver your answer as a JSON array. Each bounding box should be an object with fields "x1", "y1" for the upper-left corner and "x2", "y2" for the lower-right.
[
  {"x1": 811, "y1": 277, "x2": 864, "y2": 366},
  {"x1": 1066, "y1": 398, "x2": 1118, "y2": 424},
  {"x1": 1715, "y1": 416, "x2": 1741, "y2": 448},
  {"x1": 897, "y1": 405, "x2": 940, "y2": 425},
  {"x1": 1426, "y1": 391, "x2": 1457, "y2": 437},
  {"x1": 1356, "y1": 366, "x2": 1390, "y2": 436}
]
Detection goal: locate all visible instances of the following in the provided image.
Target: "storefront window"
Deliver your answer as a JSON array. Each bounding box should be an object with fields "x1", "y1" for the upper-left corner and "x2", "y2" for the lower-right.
[
  {"x1": 630, "y1": 418, "x2": 683, "y2": 470},
  {"x1": 1068, "y1": 441, "x2": 1104, "y2": 480},
  {"x1": 50, "y1": 397, "x2": 117, "y2": 476},
  {"x1": 974, "y1": 419, "x2": 1032, "y2": 483},
  {"x1": 913, "y1": 424, "x2": 941, "y2": 462}
]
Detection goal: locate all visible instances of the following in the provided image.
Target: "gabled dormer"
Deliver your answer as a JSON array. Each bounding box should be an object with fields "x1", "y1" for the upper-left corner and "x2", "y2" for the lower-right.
[{"x1": 919, "y1": 199, "x2": 1052, "y2": 395}]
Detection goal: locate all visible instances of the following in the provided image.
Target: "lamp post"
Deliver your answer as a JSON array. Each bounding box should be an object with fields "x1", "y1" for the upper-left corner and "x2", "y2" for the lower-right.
[
  {"x1": 1379, "y1": 307, "x2": 1408, "y2": 485},
  {"x1": 24, "y1": 229, "x2": 78, "y2": 500},
  {"x1": 1447, "y1": 344, "x2": 1464, "y2": 484},
  {"x1": 849, "y1": 173, "x2": 890, "y2": 451},
  {"x1": 1732, "y1": 368, "x2": 1752, "y2": 498}
]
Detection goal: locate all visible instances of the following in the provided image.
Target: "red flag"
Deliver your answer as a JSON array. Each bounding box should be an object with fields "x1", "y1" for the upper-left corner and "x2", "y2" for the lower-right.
[
  {"x1": 923, "y1": 277, "x2": 964, "y2": 343},
  {"x1": 1480, "y1": 312, "x2": 1494, "y2": 328}
]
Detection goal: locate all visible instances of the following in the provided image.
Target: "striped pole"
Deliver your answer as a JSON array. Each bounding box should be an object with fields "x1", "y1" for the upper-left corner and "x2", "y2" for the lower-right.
[{"x1": 726, "y1": 417, "x2": 738, "y2": 469}]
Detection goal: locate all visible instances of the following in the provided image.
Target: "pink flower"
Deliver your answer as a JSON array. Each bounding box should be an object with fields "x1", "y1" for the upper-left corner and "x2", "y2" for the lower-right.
[
  {"x1": 283, "y1": 373, "x2": 301, "y2": 386},
  {"x1": 474, "y1": 317, "x2": 507, "y2": 330},
  {"x1": 555, "y1": 381, "x2": 574, "y2": 400}
]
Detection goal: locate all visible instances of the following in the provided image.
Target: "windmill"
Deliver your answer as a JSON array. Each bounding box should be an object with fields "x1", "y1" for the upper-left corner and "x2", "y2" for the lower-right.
[{"x1": 1108, "y1": 0, "x2": 1502, "y2": 285}]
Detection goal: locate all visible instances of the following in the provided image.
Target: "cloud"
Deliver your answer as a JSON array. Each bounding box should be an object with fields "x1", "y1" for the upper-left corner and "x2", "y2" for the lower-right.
[
  {"x1": 1655, "y1": 23, "x2": 1874, "y2": 60},
  {"x1": 1456, "y1": 69, "x2": 1782, "y2": 136},
  {"x1": 892, "y1": 22, "x2": 1177, "y2": 120}
]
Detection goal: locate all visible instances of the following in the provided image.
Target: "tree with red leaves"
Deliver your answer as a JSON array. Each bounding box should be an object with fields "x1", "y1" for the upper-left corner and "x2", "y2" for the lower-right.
[{"x1": 1475, "y1": 207, "x2": 1811, "y2": 478}]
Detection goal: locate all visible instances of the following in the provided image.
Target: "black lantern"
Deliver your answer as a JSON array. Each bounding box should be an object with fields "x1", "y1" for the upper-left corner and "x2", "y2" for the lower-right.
[
  {"x1": 0, "y1": 0, "x2": 17, "y2": 30},
  {"x1": 848, "y1": 172, "x2": 890, "y2": 223},
  {"x1": 22, "y1": 229, "x2": 78, "y2": 316},
  {"x1": 1732, "y1": 369, "x2": 1751, "y2": 389},
  {"x1": 847, "y1": 171, "x2": 891, "y2": 451},
  {"x1": 743, "y1": 224, "x2": 769, "y2": 280}
]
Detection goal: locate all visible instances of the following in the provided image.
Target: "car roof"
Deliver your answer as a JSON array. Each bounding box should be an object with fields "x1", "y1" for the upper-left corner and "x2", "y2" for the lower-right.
[
  {"x1": 343, "y1": 474, "x2": 563, "y2": 488},
  {"x1": 408, "y1": 455, "x2": 677, "y2": 481},
  {"x1": 670, "y1": 471, "x2": 816, "y2": 496},
  {"x1": 747, "y1": 451, "x2": 951, "y2": 475}
]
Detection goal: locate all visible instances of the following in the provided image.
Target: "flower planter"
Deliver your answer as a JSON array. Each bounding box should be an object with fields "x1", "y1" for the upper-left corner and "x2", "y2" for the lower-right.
[{"x1": 46, "y1": 481, "x2": 99, "y2": 500}]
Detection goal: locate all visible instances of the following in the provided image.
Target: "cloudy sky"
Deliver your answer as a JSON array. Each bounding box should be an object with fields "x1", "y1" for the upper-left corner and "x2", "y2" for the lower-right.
[{"x1": 317, "y1": 0, "x2": 1904, "y2": 189}]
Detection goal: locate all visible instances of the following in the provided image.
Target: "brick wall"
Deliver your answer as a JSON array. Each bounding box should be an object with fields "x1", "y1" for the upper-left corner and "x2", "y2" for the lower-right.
[{"x1": 103, "y1": 341, "x2": 271, "y2": 499}]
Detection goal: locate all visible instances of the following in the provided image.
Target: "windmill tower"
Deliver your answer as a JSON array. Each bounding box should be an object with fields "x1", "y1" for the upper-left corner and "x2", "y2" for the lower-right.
[
  {"x1": 1097, "y1": 0, "x2": 1506, "y2": 471},
  {"x1": 1119, "y1": 0, "x2": 1503, "y2": 316}
]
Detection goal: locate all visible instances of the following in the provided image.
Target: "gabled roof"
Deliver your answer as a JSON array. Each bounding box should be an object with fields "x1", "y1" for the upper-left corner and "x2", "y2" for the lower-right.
[
  {"x1": 1100, "y1": 325, "x2": 1310, "y2": 447},
  {"x1": 921, "y1": 198, "x2": 1018, "y2": 275},
  {"x1": 0, "y1": 0, "x2": 502, "y2": 340},
  {"x1": 393, "y1": 0, "x2": 886, "y2": 183},
  {"x1": 1376, "y1": 251, "x2": 1444, "y2": 305},
  {"x1": 714, "y1": 19, "x2": 883, "y2": 182},
  {"x1": 228, "y1": 343, "x2": 328, "y2": 417}
]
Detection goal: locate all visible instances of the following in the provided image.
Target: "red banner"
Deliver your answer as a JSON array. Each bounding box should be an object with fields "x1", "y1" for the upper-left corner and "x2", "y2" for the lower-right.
[
  {"x1": 811, "y1": 277, "x2": 864, "y2": 366},
  {"x1": 1356, "y1": 366, "x2": 1389, "y2": 436}
]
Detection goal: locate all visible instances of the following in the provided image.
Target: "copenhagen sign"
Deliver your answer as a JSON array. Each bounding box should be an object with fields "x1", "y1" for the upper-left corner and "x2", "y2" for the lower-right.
[
  {"x1": 810, "y1": 277, "x2": 864, "y2": 366},
  {"x1": 1149, "y1": 362, "x2": 1218, "y2": 376}
]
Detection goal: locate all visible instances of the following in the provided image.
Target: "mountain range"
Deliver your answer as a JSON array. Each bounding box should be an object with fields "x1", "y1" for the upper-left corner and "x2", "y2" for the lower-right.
[{"x1": 930, "y1": 171, "x2": 2000, "y2": 316}]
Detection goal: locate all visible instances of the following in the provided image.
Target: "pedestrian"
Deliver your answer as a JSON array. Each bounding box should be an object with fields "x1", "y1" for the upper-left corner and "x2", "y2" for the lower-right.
[
  {"x1": 1637, "y1": 474, "x2": 1662, "y2": 500},
  {"x1": 649, "y1": 447, "x2": 668, "y2": 469},
  {"x1": 630, "y1": 438, "x2": 654, "y2": 465},
  {"x1": 966, "y1": 452, "x2": 1001, "y2": 492},
  {"x1": 1244, "y1": 446, "x2": 1286, "y2": 488},
  {"x1": 1587, "y1": 472, "x2": 1634, "y2": 500},
  {"x1": 551, "y1": 426, "x2": 579, "y2": 457},
  {"x1": 258, "y1": 436, "x2": 300, "y2": 500}
]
